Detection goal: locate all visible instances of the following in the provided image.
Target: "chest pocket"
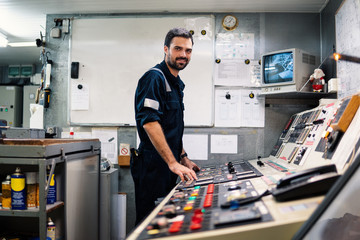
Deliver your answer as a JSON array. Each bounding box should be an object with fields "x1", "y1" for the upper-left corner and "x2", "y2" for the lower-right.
[
  {"x1": 164, "y1": 100, "x2": 181, "y2": 130},
  {"x1": 165, "y1": 101, "x2": 180, "y2": 110}
]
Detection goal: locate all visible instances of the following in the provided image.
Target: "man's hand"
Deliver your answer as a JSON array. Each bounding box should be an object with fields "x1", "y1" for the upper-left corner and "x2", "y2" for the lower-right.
[
  {"x1": 143, "y1": 121, "x2": 198, "y2": 182},
  {"x1": 168, "y1": 161, "x2": 198, "y2": 182},
  {"x1": 180, "y1": 157, "x2": 200, "y2": 172}
]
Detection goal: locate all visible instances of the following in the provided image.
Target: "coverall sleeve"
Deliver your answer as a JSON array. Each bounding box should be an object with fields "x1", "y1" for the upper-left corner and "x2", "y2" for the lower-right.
[{"x1": 135, "y1": 71, "x2": 166, "y2": 127}]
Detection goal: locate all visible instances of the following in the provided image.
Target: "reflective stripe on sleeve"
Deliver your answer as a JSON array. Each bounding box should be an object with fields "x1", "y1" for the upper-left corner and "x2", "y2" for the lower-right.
[
  {"x1": 150, "y1": 68, "x2": 171, "y2": 92},
  {"x1": 144, "y1": 98, "x2": 159, "y2": 110}
]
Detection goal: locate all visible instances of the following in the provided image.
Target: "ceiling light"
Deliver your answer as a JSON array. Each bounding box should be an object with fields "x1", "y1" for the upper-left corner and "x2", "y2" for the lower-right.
[
  {"x1": 0, "y1": 32, "x2": 8, "y2": 47},
  {"x1": 8, "y1": 42, "x2": 36, "y2": 47}
]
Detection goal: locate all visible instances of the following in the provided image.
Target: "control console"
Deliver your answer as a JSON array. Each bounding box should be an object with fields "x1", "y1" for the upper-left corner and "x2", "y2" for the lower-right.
[{"x1": 138, "y1": 180, "x2": 273, "y2": 239}]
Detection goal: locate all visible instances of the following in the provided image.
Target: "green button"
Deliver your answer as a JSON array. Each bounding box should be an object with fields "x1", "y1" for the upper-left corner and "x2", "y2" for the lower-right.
[
  {"x1": 189, "y1": 196, "x2": 196, "y2": 200},
  {"x1": 194, "y1": 186, "x2": 201, "y2": 189}
]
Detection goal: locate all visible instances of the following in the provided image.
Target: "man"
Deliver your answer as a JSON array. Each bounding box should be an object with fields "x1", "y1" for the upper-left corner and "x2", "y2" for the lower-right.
[{"x1": 131, "y1": 28, "x2": 200, "y2": 225}]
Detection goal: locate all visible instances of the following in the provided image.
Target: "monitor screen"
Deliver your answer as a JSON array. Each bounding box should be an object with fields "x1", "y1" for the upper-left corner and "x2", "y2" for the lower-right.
[{"x1": 263, "y1": 51, "x2": 294, "y2": 84}]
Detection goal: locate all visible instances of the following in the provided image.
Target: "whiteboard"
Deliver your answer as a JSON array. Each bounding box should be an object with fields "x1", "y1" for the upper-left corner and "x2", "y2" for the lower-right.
[
  {"x1": 335, "y1": 0, "x2": 360, "y2": 99},
  {"x1": 69, "y1": 16, "x2": 214, "y2": 126}
]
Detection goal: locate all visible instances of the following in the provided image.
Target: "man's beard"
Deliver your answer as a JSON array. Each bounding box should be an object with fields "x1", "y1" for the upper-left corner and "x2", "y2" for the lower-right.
[{"x1": 166, "y1": 55, "x2": 189, "y2": 71}]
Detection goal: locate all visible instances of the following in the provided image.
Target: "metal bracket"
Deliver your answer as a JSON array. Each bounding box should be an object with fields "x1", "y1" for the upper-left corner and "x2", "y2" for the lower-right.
[
  {"x1": 61, "y1": 147, "x2": 67, "y2": 161},
  {"x1": 45, "y1": 158, "x2": 56, "y2": 195},
  {"x1": 91, "y1": 145, "x2": 101, "y2": 154}
]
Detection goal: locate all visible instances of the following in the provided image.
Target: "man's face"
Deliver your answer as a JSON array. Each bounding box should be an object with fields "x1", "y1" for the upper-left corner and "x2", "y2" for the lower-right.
[{"x1": 164, "y1": 37, "x2": 193, "y2": 71}]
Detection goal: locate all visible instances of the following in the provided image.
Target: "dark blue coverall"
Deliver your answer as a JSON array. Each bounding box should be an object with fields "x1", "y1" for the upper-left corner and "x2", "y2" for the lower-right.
[{"x1": 131, "y1": 60, "x2": 185, "y2": 225}]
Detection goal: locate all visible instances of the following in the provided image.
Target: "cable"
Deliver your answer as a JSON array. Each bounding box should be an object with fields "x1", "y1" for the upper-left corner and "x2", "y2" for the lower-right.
[{"x1": 299, "y1": 50, "x2": 334, "y2": 92}]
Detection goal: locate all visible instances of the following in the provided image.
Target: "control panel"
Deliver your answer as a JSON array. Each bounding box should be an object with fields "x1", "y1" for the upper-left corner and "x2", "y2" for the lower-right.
[
  {"x1": 128, "y1": 93, "x2": 360, "y2": 240},
  {"x1": 0, "y1": 86, "x2": 23, "y2": 127},
  {"x1": 132, "y1": 161, "x2": 268, "y2": 239},
  {"x1": 177, "y1": 160, "x2": 262, "y2": 189},
  {"x1": 138, "y1": 180, "x2": 272, "y2": 239}
]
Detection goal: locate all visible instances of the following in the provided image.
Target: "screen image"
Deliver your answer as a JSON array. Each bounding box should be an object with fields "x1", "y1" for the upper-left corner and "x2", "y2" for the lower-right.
[{"x1": 263, "y1": 52, "x2": 294, "y2": 84}]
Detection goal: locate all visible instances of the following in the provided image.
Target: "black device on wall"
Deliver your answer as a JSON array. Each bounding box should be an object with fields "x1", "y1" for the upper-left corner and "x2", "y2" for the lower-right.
[
  {"x1": 71, "y1": 62, "x2": 79, "y2": 79},
  {"x1": 44, "y1": 88, "x2": 51, "y2": 108}
]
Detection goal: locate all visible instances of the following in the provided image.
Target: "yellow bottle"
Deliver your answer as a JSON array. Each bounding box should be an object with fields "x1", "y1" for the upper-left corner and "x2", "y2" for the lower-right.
[{"x1": 1, "y1": 175, "x2": 11, "y2": 209}]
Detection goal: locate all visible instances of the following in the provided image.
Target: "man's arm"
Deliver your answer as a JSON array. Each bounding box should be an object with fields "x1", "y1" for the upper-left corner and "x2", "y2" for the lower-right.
[{"x1": 143, "y1": 121, "x2": 198, "y2": 182}]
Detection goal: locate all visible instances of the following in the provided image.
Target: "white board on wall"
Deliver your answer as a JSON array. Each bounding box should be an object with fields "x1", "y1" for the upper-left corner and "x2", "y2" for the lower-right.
[{"x1": 69, "y1": 16, "x2": 214, "y2": 126}]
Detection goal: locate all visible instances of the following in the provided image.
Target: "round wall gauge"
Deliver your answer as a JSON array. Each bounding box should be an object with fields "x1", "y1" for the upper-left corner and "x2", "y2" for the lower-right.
[{"x1": 222, "y1": 15, "x2": 238, "y2": 31}]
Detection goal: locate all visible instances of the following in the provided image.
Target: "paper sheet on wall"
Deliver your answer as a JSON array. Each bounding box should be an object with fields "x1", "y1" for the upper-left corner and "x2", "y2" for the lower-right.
[
  {"x1": 215, "y1": 88, "x2": 265, "y2": 127},
  {"x1": 91, "y1": 127, "x2": 118, "y2": 164},
  {"x1": 183, "y1": 134, "x2": 208, "y2": 160},
  {"x1": 215, "y1": 89, "x2": 242, "y2": 127},
  {"x1": 71, "y1": 82, "x2": 89, "y2": 110},
  {"x1": 240, "y1": 89, "x2": 265, "y2": 127},
  {"x1": 215, "y1": 33, "x2": 254, "y2": 60},
  {"x1": 214, "y1": 59, "x2": 261, "y2": 87},
  {"x1": 210, "y1": 134, "x2": 238, "y2": 154}
]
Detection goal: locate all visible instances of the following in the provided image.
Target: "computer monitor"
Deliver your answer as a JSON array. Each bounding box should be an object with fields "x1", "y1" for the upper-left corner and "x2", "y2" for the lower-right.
[
  {"x1": 293, "y1": 148, "x2": 360, "y2": 240},
  {"x1": 261, "y1": 48, "x2": 317, "y2": 94}
]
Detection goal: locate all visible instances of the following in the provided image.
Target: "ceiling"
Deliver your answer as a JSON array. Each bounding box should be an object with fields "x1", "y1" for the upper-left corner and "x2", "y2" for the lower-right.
[{"x1": 0, "y1": 0, "x2": 329, "y2": 66}]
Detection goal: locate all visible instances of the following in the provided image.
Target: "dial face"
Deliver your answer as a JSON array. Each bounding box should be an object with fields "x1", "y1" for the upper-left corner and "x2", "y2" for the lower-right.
[{"x1": 222, "y1": 15, "x2": 238, "y2": 31}]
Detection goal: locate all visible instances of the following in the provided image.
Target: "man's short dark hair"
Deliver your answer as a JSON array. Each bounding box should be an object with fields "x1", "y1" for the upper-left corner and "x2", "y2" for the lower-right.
[{"x1": 164, "y1": 28, "x2": 194, "y2": 47}]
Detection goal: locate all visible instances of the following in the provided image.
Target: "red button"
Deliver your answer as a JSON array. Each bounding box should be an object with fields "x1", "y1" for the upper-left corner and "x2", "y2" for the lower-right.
[
  {"x1": 207, "y1": 184, "x2": 214, "y2": 194},
  {"x1": 169, "y1": 226, "x2": 181, "y2": 233},
  {"x1": 191, "y1": 215, "x2": 203, "y2": 223},
  {"x1": 168, "y1": 221, "x2": 183, "y2": 233},
  {"x1": 203, "y1": 194, "x2": 213, "y2": 208},
  {"x1": 190, "y1": 223, "x2": 202, "y2": 230}
]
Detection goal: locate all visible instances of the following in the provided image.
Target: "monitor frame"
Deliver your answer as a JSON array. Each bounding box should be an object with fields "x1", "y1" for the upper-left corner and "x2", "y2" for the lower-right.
[{"x1": 261, "y1": 48, "x2": 316, "y2": 95}]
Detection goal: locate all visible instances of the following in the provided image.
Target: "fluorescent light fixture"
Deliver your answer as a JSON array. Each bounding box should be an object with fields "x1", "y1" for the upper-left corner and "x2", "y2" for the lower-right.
[
  {"x1": 8, "y1": 42, "x2": 36, "y2": 47},
  {"x1": 0, "y1": 32, "x2": 8, "y2": 47}
]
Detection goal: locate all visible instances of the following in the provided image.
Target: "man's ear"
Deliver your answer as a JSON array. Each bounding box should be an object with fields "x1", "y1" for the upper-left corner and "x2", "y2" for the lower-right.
[{"x1": 164, "y1": 45, "x2": 169, "y2": 56}]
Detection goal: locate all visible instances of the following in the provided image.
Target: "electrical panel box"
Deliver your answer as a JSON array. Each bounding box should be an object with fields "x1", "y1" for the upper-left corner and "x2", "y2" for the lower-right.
[
  {"x1": 20, "y1": 65, "x2": 35, "y2": 77},
  {"x1": 23, "y1": 85, "x2": 38, "y2": 128},
  {"x1": 8, "y1": 65, "x2": 21, "y2": 78},
  {"x1": 8, "y1": 65, "x2": 35, "y2": 78},
  {"x1": 0, "y1": 86, "x2": 23, "y2": 127}
]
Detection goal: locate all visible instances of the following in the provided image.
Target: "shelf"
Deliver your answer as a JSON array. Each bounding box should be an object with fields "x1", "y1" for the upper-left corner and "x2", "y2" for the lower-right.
[
  {"x1": 260, "y1": 91, "x2": 338, "y2": 99},
  {"x1": 260, "y1": 91, "x2": 338, "y2": 105},
  {"x1": 260, "y1": 91, "x2": 337, "y2": 99},
  {"x1": 0, "y1": 139, "x2": 101, "y2": 240},
  {"x1": 0, "y1": 201, "x2": 64, "y2": 217},
  {"x1": 46, "y1": 201, "x2": 65, "y2": 213},
  {"x1": 0, "y1": 157, "x2": 64, "y2": 165}
]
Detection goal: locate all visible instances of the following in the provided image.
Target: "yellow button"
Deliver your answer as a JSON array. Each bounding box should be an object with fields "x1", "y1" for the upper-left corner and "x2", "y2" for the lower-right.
[
  {"x1": 184, "y1": 205, "x2": 193, "y2": 211},
  {"x1": 147, "y1": 229, "x2": 160, "y2": 235}
]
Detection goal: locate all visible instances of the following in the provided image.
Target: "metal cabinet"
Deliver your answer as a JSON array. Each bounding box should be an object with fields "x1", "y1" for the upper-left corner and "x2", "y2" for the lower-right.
[
  {"x1": 0, "y1": 139, "x2": 101, "y2": 240},
  {"x1": 100, "y1": 168, "x2": 119, "y2": 240}
]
